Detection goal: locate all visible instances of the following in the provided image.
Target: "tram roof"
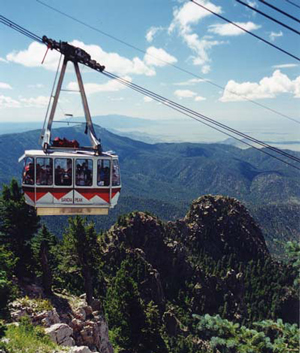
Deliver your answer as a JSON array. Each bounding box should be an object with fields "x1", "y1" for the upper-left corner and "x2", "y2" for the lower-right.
[{"x1": 20, "y1": 149, "x2": 118, "y2": 161}]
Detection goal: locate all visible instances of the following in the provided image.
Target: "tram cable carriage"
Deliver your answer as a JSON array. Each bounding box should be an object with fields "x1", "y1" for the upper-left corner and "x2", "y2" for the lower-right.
[{"x1": 19, "y1": 37, "x2": 121, "y2": 216}]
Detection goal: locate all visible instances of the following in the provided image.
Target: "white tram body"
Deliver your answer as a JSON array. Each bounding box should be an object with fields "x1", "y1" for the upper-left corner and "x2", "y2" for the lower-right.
[{"x1": 20, "y1": 149, "x2": 121, "y2": 216}]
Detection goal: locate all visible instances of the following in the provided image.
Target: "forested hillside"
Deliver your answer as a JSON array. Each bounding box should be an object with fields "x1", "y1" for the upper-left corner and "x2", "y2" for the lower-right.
[
  {"x1": 0, "y1": 125, "x2": 299, "y2": 255},
  {"x1": 0, "y1": 181, "x2": 299, "y2": 352}
]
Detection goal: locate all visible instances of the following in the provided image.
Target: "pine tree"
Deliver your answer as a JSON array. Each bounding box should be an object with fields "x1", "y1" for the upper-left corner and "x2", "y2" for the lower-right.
[
  {"x1": 0, "y1": 245, "x2": 16, "y2": 317},
  {"x1": 105, "y1": 261, "x2": 145, "y2": 351},
  {"x1": 31, "y1": 225, "x2": 58, "y2": 295},
  {"x1": 60, "y1": 216, "x2": 101, "y2": 304},
  {"x1": 0, "y1": 179, "x2": 40, "y2": 279}
]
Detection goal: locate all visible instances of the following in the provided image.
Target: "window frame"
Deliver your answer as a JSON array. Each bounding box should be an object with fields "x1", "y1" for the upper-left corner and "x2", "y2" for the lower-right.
[
  {"x1": 97, "y1": 158, "x2": 111, "y2": 187},
  {"x1": 112, "y1": 159, "x2": 121, "y2": 187},
  {"x1": 75, "y1": 158, "x2": 93, "y2": 187},
  {"x1": 22, "y1": 157, "x2": 35, "y2": 185},
  {"x1": 36, "y1": 157, "x2": 54, "y2": 186},
  {"x1": 54, "y1": 158, "x2": 73, "y2": 187}
]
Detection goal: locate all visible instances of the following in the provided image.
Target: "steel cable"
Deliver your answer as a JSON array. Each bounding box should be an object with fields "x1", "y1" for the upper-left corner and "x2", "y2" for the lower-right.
[
  {"x1": 191, "y1": 0, "x2": 300, "y2": 61},
  {"x1": 102, "y1": 71, "x2": 300, "y2": 170},
  {"x1": 34, "y1": 0, "x2": 300, "y2": 125}
]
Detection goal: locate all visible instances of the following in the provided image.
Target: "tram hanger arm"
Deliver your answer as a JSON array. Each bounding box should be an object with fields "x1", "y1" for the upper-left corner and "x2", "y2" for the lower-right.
[
  {"x1": 41, "y1": 36, "x2": 104, "y2": 154},
  {"x1": 42, "y1": 36, "x2": 105, "y2": 72}
]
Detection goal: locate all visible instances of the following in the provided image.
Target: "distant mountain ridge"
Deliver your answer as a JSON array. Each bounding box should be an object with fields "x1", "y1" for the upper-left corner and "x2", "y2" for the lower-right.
[{"x1": 0, "y1": 124, "x2": 299, "y2": 254}]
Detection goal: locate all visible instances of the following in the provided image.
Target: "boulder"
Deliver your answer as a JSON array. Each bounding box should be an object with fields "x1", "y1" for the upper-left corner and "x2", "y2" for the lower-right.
[
  {"x1": 45, "y1": 323, "x2": 74, "y2": 346},
  {"x1": 68, "y1": 347, "x2": 93, "y2": 353},
  {"x1": 74, "y1": 307, "x2": 86, "y2": 321},
  {"x1": 82, "y1": 305, "x2": 93, "y2": 317}
]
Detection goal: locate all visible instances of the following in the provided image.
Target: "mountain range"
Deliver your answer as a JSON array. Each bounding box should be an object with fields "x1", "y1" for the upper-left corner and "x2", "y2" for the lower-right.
[{"x1": 0, "y1": 124, "x2": 299, "y2": 255}]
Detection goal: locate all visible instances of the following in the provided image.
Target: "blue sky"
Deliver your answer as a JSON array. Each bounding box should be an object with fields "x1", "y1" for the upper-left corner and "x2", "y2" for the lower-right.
[{"x1": 0, "y1": 0, "x2": 299, "y2": 144}]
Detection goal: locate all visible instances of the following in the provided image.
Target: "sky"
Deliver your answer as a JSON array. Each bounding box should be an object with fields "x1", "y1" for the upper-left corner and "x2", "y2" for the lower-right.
[{"x1": 0, "y1": 0, "x2": 299, "y2": 144}]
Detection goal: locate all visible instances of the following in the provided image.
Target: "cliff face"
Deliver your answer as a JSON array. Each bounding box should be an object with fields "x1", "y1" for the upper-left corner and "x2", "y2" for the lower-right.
[
  {"x1": 173, "y1": 195, "x2": 269, "y2": 262},
  {"x1": 3, "y1": 195, "x2": 298, "y2": 353},
  {"x1": 101, "y1": 195, "x2": 271, "y2": 322},
  {"x1": 9, "y1": 294, "x2": 113, "y2": 353}
]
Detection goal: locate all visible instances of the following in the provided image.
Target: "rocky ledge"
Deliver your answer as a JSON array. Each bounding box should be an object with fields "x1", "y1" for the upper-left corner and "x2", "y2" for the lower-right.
[{"x1": 9, "y1": 294, "x2": 113, "y2": 353}]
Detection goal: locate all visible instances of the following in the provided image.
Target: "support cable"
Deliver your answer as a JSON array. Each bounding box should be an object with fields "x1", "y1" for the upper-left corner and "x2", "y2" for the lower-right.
[
  {"x1": 0, "y1": 14, "x2": 299, "y2": 169},
  {"x1": 236, "y1": 0, "x2": 300, "y2": 35},
  {"x1": 190, "y1": 0, "x2": 300, "y2": 61},
  {"x1": 0, "y1": 15, "x2": 43, "y2": 43},
  {"x1": 102, "y1": 71, "x2": 300, "y2": 169},
  {"x1": 259, "y1": 0, "x2": 300, "y2": 24},
  {"x1": 34, "y1": 0, "x2": 300, "y2": 125},
  {"x1": 102, "y1": 73, "x2": 300, "y2": 171},
  {"x1": 286, "y1": 0, "x2": 300, "y2": 10}
]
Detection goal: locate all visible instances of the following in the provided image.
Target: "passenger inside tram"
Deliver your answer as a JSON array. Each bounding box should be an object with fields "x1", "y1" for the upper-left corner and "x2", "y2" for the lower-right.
[
  {"x1": 55, "y1": 158, "x2": 72, "y2": 186},
  {"x1": 76, "y1": 159, "x2": 93, "y2": 186},
  {"x1": 112, "y1": 160, "x2": 120, "y2": 186},
  {"x1": 23, "y1": 161, "x2": 34, "y2": 185},
  {"x1": 55, "y1": 165, "x2": 63, "y2": 185},
  {"x1": 36, "y1": 158, "x2": 53, "y2": 185},
  {"x1": 97, "y1": 160, "x2": 110, "y2": 186}
]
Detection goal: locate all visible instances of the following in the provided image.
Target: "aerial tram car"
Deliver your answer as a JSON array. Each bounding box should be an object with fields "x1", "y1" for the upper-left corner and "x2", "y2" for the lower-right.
[{"x1": 19, "y1": 37, "x2": 121, "y2": 216}]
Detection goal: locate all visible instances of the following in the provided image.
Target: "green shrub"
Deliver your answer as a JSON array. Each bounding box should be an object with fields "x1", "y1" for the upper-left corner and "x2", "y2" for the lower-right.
[
  {"x1": 1, "y1": 316, "x2": 58, "y2": 353},
  {"x1": 193, "y1": 314, "x2": 299, "y2": 353}
]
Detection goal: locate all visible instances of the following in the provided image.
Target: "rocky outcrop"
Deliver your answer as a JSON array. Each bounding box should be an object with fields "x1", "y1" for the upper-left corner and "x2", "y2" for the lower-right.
[
  {"x1": 9, "y1": 298, "x2": 60, "y2": 326},
  {"x1": 172, "y1": 195, "x2": 269, "y2": 262},
  {"x1": 45, "y1": 323, "x2": 74, "y2": 346},
  {"x1": 9, "y1": 295, "x2": 113, "y2": 353},
  {"x1": 101, "y1": 197, "x2": 270, "y2": 322},
  {"x1": 69, "y1": 347, "x2": 93, "y2": 353}
]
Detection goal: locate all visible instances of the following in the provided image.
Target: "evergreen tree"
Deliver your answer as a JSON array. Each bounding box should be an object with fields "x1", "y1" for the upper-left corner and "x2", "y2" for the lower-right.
[
  {"x1": 0, "y1": 245, "x2": 16, "y2": 317},
  {"x1": 284, "y1": 241, "x2": 300, "y2": 288},
  {"x1": 0, "y1": 179, "x2": 39, "y2": 278},
  {"x1": 60, "y1": 217, "x2": 101, "y2": 304},
  {"x1": 31, "y1": 225, "x2": 58, "y2": 295},
  {"x1": 105, "y1": 261, "x2": 145, "y2": 351},
  {"x1": 105, "y1": 259, "x2": 167, "y2": 353}
]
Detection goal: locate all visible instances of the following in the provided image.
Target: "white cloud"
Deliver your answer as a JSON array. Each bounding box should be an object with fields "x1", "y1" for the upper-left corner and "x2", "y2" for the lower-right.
[
  {"x1": 195, "y1": 95, "x2": 206, "y2": 101},
  {"x1": 269, "y1": 31, "x2": 283, "y2": 42},
  {"x1": 208, "y1": 22, "x2": 261, "y2": 36},
  {"x1": 143, "y1": 96, "x2": 153, "y2": 103},
  {"x1": 146, "y1": 26, "x2": 164, "y2": 42},
  {"x1": 71, "y1": 40, "x2": 155, "y2": 76},
  {"x1": 0, "y1": 82, "x2": 12, "y2": 90},
  {"x1": 66, "y1": 76, "x2": 132, "y2": 95},
  {"x1": 201, "y1": 64, "x2": 211, "y2": 74},
  {"x1": 109, "y1": 97, "x2": 124, "y2": 101},
  {"x1": 0, "y1": 57, "x2": 8, "y2": 63},
  {"x1": 174, "y1": 89, "x2": 197, "y2": 99},
  {"x1": 220, "y1": 70, "x2": 300, "y2": 102},
  {"x1": 169, "y1": 1, "x2": 222, "y2": 34},
  {"x1": 144, "y1": 46, "x2": 177, "y2": 67},
  {"x1": 6, "y1": 40, "x2": 156, "y2": 77},
  {"x1": 168, "y1": 1, "x2": 223, "y2": 73},
  {"x1": 7, "y1": 42, "x2": 61, "y2": 71},
  {"x1": 272, "y1": 64, "x2": 298, "y2": 69},
  {"x1": 246, "y1": 1, "x2": 257, "y2": 7},
  {"x1": 28, "y1": 83, "x2": 44, "y2": 88},
  {"x1": 174, "y1": 78, "x2": 206, "y2": 86},
  {"x1": 19, "y1": 96, "x2": 49, "y2": 108},
  {"x1": 184, "y1": 34, "x2": 223, "y2": 73},
  {"x1": 0, "y1": 95, "x2": 20, "y2": 108}
]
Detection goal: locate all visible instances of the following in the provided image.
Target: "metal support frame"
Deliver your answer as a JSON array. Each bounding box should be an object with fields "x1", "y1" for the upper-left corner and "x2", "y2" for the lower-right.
[{"x1": 42, "y1": 57, "x2": 102, "y2": 154}]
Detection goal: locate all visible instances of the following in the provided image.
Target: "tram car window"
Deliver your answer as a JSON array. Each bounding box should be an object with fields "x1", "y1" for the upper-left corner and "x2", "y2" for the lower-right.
[
  {"x1": 112, "y1": 159, "x2": 121, "y2": 186},
  {"x1": 23, "y1": 157, "x2": 35, "y2": 185},
  {"x1": 97, "y1": 159, "x2": 110, "y2": 186},
  {"x1": 36, "y1": 158, "x2": 53, "y2": 185},
  {"x1": 76, "y1": 159, "x2": 93, "y2": 186},
  {"x1": 55, "y1": 158, "x2": 72, "y2": 186}
]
